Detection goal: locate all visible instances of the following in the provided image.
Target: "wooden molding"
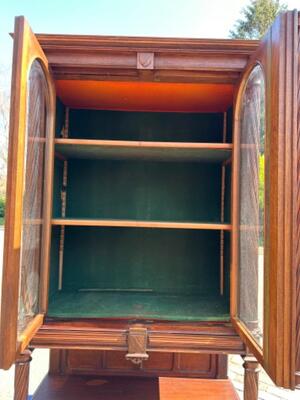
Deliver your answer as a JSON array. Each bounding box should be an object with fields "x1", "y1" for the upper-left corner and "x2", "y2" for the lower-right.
[
  {"x1": 18, "y1": 314, "x2": 44, "y2": 353},
  {"x1": 35, "y1": 34, "x2": 259, "y2": 83},
  {"x1": 31, "y1": 320, "x2": 245, "y2": 355}
]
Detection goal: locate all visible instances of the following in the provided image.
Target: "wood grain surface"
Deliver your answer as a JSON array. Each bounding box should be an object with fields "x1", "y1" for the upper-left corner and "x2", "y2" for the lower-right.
[{"x1": 32, "y1": 375, "x2": 239, "y2": 400}]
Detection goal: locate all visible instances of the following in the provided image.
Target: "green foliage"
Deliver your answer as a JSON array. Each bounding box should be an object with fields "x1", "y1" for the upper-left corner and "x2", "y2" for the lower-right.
[
  {"x1": 259, "y1": 154, "x2": 264, "y2": 245},
  {"x1": 0, "y1": 195, "x2": 5, "y2": 223},
  {"x1": 259, "y1": 154, "x2": 264, "y2": 212},
  {"x1": 230, "y1": 0, "x2": 287, "y2": 39}
]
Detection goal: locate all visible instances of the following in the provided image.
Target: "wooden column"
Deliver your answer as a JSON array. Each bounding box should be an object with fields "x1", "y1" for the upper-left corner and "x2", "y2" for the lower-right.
[
  {"x1": 14, "y1": 349, "x2": 32, "y2": 400},
  {"x1": 243, "y1": 355, "x2": 260, "y2": 400}
]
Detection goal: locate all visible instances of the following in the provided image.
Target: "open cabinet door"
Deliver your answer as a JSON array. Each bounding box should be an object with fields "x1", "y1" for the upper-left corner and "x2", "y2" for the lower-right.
[
  {"x1": 0, "y1": 17, "x2": 55, "y2": 370},
  {"x1": 231, "y1": 10, "x2": 299, "y2": 389}
]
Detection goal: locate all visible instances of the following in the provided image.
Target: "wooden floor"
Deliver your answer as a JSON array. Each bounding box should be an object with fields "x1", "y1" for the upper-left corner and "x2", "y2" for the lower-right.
[{"x1": 32, "y1": 375, "x2": 239, "y2": 400}]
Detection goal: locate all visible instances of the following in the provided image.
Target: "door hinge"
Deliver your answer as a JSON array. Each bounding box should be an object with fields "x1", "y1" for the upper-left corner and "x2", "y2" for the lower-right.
[{"x1": 125, "y1": 326, "x2": 149, "y2": 365}]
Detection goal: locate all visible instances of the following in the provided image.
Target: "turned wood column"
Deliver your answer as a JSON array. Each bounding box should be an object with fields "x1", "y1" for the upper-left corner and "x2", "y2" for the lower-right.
[
  {"x1": 243, "y1": 355, "x2": 260, "y2": 400},
  {"x1": 14, "y1": 349, "x2": 32, "y2": 400}
]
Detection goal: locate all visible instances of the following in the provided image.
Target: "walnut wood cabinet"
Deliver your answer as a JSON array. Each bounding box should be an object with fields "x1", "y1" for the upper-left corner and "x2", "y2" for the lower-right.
[{"x1": 0, "y1": 11, "x2": 300, "y2": 399}]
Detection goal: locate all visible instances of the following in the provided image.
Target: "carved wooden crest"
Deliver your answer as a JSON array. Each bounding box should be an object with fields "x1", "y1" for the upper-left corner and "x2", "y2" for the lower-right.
[{"x1": 137, "y1": 52, "x2": 154, "y2": 70}]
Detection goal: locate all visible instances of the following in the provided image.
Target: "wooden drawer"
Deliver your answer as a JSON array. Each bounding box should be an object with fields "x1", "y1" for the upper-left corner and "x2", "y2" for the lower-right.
[{"x1": 50, "y1": 349, "x2": 227, "y2": 379}]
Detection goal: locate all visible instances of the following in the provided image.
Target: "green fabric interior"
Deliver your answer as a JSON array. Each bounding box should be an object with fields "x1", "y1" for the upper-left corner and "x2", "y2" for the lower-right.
[
  {"x1": 52, "y1": 160, "x2": 63, "y2": 219},
  {"x1": 56, "y1": 160, "x2": 224, "y2": 223},
  {"x1": 48, "y1": 292, "x2": 229, "y2": 321},
  {"x1": 225, "y1": 107, "x2": 233, "y2": 143},
  {"x1": 50, "y1": 103, "x2": 232, "y2": 321},
  {"x1": 48, "y1": 227, "x2": 230, "y2": 320},
  {"x1": 66, "y1": 109, "x2": 224, "y2": 142},
  {"x1": 224, "y1": 164, "x2": 231, "y2": 223},
  {"x1": 55, "y1": 98, "x2": 66, "y2": 137},
  {"x1": 49, "y1": 226, "x2": 60, "y2": 299}
]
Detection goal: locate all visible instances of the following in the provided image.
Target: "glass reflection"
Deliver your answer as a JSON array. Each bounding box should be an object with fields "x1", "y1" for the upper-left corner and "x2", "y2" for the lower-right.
[
  {"x1": 18, "y1": 60, "x2": 48, "y2": 335},
  {"x1": 238, "y1": 65, "x2": 265, "y2": 346}
]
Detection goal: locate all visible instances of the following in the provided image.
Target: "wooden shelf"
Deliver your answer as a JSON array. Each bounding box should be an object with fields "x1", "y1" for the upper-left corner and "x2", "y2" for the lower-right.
[
  {"x1": 55, "y1": 139, "x2": 232, "y2": 162},
  {"x1": 52, "y1": 218, "x2": 231, "y2": 230}
]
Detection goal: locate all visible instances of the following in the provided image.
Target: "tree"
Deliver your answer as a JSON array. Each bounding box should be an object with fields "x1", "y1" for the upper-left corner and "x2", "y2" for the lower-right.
[
  {"x1": 0, "y1": 66, "x2": 10, "y2": 199},
  {"x1": 229, "y1": 0, "x2": 287, "y2": 39}
]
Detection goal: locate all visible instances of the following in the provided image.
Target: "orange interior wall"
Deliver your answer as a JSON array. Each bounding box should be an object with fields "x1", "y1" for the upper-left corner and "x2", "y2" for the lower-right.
[{"x1": 55, "y1": 80, "x2": 234, "y2": 113}]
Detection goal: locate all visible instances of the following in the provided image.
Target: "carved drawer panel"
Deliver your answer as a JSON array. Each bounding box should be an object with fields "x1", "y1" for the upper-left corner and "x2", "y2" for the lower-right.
[{"x1": 51, "y1": 349, "x2": 227, "y2": 379}]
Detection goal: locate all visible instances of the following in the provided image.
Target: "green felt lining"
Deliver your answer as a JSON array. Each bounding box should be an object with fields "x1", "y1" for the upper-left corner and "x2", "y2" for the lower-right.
[
  {"x1": 62, "y1": 160, "x2": 224, "y2": 222},
  {"x1": 52, "y1": 159, "x2": 63, "y2": 219},
  {"x1": 224, "y1": 164, "x2": 232, "y2": 223},
  {"x1": 68, "y1": 109, "x2": 224, "y2": 142},
  {"x1": 225, "y1": 107, "x2": 233, "y2": 144},
  {"x1": 60, "y1": 227, "x2": 222, "y2": 294},
  {"x1": 47, "y1": 292, "x2": 230, "y2": 321},
  {"x1": 55, "y1": 98, "x2": 66, "y2": 137},
  {"x1": 48, "y1": 226, "x2": 231, "y2": 320},
  {"x1": 49, "y1": 227, "x2": 60, "y2": 299},
  {"x1": 49, "y1": 104, "x2": 232, "y2": 321}
]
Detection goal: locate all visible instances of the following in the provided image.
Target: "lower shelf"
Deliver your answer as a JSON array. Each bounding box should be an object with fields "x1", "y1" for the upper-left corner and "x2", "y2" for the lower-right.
[
  {"x1": 32, "y1": 375, "x2": 239, "y2": 400},
  {"x1": 47, "y1": 292, "x2": 230, "y2": 321}
]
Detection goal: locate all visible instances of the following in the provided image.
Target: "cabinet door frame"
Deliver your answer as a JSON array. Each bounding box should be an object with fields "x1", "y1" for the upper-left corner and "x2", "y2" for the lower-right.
[
  {"x1": 0, "y1": 16, "x2": 55, "y2": 370},
  {"x1": 231, "y1": 10, "x2": 299, "y2": 389}
]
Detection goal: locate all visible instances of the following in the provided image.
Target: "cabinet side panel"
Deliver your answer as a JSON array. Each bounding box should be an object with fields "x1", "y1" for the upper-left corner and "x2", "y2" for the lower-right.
[{"x1": 295, "y1": 11, "x2": 300, "y2": 389}]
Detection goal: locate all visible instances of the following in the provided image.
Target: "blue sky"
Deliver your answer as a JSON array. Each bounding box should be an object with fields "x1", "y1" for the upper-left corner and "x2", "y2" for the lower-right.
[{"x1": 0, "y1": 0, "x2": 299, "y2": 74}]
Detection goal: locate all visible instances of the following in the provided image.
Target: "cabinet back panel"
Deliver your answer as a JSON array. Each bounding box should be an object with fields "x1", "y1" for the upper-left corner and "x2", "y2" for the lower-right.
[
  {"x1": 223, "y1": 231, "x2": 231, "y2": 297},
  {"x1": 55, "y1": 98, "x2": 66, "y2": 137},
  {"x1": 52, "y1": 159, "x2": 63, "y2": 218},
  {"x1": 225, "y1": 107, "x2": 233, "y2": 144},
  {"x1": 68, "y1": 110, "x2": 224, "y2": 142},
  {"x1": 63, "y1": 160, "x2": 222, "y2": 222},
  {"x1": 61, "y1": 227, "x2": 220, "y2": 294},
  {"x1": 48, "y1": 226, "x2": 231, "y2": 320},
  {"x1": 49, "y1": 227, "x2": 60, "y2": 299},
  {"x1": 224, "y1": 164, "x2": 231, "y2": 223}
]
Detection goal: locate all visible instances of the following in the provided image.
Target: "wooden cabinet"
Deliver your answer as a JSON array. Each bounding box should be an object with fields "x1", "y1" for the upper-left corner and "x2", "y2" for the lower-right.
[{"x1": 0, "y1": 11, "x2": 299, "y2": 399}]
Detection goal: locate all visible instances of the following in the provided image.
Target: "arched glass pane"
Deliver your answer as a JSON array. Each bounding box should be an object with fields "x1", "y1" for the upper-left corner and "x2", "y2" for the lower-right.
[
  {"x1": 17, "y1": 60, "x2": 48, "y2": 335},
  {"x1": 238, "y1": 65, "x2": 265, "y2": 347}
]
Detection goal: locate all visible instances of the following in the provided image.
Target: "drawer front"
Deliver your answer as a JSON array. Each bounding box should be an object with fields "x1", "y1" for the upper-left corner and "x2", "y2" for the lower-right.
[{"x1": 50, "y1": 349, "x2": 227, "y2": 379}]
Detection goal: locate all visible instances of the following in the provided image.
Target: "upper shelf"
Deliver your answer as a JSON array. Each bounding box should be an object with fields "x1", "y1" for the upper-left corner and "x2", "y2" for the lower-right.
[
  {"x1": 55, "y1": 139, "x2": 232, "y2": 162},
  {"x1": 52, "y1": 218, "x2": 232, "y2": 231}
]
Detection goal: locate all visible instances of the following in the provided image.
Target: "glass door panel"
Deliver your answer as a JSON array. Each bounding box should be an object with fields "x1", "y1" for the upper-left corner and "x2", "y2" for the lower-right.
[
  {"x1": 0, "y1": 17, "x2": 55, "y2": 369},
  {"x1": 232, "y1": 11, "x2": 298, "y2": 388},
  {"x1": 238, "y1": 65, "x2": 265, "y2": 347},
  {"x1": 18, "y1": 60, "x2": 49, "y2": 335}
]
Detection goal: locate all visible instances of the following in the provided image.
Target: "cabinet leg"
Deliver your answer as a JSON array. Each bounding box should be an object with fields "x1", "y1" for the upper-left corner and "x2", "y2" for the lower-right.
[
  {"x1": 243, "y1": 355, "x2": 260, "y2": 400},
  {"x1": 14, "y1": 350, "x2": 32, "y2": 400}
]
